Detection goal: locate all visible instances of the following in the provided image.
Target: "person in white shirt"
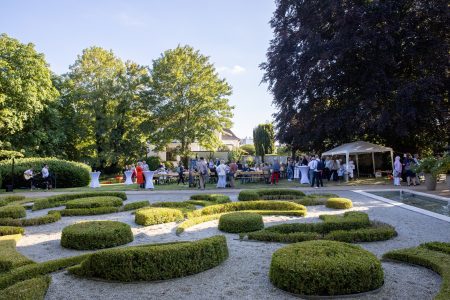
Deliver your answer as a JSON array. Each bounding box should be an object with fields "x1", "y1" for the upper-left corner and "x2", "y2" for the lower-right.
[
  {"x1": 216, "y1": 160, "x2": 227, "y2": 188},
  {"x1": 24, "y1": 168, "x2": 35, "y2": 189},
  {"x1": 307, "y1": 155, "x2": 317, "y2": 183},
  {"x1": 142, "y1": 161, "x2": 149, "y2": 171},
  {"x1": 41, "y1": 164, "x2": 51, "y2": 189}
]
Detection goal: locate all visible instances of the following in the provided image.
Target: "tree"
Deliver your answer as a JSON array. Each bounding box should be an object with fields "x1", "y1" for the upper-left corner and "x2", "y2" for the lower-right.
[
  {"x1": 240, "y1": 144, "x2": 255, "y2": 155},
  {"x1": 0, "y1": 34, "x2": 58, "y2": 145},
  {"x1": 253, "y1": 124, "x2": 274, "y2": 162},
  {"x1": 146, "y1": 45, "x2": 233, "y2": 165}
]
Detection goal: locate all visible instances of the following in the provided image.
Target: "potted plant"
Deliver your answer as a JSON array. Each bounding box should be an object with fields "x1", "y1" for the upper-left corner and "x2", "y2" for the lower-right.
[
  {"x1": 413, "y1": 157, "x2": 439, "y2": 191},
  {"x1": 436, "y1": 155, "x2": 450, "y2": 190}
]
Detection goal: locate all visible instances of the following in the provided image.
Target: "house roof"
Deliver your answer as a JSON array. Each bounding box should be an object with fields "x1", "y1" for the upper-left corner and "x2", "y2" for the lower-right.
[
  {"x1": 322, "y1": 141, "x2": 393, "y2": 156},
  {"x1": 222, "y1": 129, "x2": 240, "y2": 141}
]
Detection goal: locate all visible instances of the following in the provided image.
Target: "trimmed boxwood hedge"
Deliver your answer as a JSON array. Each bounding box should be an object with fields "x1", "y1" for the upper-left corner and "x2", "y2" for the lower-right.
[
  {"x1": 0, "y1": 157, "x2": 90, "y2": 189},
  {"x1": 151, "y1": 201, "x2": 197, "y2": 211},
  {"x1": 0, "y1": 226, "x2": 24, "y2": 236},
  {"x1": 0, "y1": 195, "x2": 26, "y2": 207},
  {"x1": 190, "y1": 194, "x2": 231, "y2": 203},
  {"x1": 0, "y1": 205, "x2": 26, "y2": 219},
  {"x1": 57, "y1": 207, "x2": 119, "y2": 216},
  {"x1": 122, "y1": 200, "x2": 150, "y2": 211},
  {"x1": 135, "y1": 207, "x2": 184, "y2": 226},
  {"x1": 218, "y1": 212, "x2": 264, "y2": 233},
  {"x1": 270, "y1": 240, "x2": 384, "y2": 296},
  {"x1": 68, "y1": 235, "x2": 228, "y2": 282},
  {"x1": 61, "y1": 221, "x2": 133, "y2": 250},
  {"x1": 0, "y1": 275, "x2": 51, "y2": 300},
  {"x1": 323, "y1": 222, "x2": 397, "y2": 242},
  {"x1": 65, "y1": 196, "x2": 123, "y2": 209},
  {"x1": 0, "y1": 211, "x2": 61, "y2": 226},
  {"x1": 0, "y1": 239, "x2": 34, "y2": 273},
  {"x1": 421, "y1": 241, "x2": 450, "y2": 255},
  {"x1": 326, "y1": 197, "x2": 353, "y2": 209},
  {"x1": 238, "y1": 189, "x2": 306, "y2": 201}
]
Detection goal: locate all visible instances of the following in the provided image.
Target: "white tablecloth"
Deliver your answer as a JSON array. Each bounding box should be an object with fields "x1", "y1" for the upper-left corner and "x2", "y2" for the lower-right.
[
  {"x1": 89, "y1": 171, "x2": 101, "y2": 188},
  {"x1": 299, "y1": 166, "x2": 310, "y2": 184},
  {"x1": 294, "y1": 166, "x2": 300, "y2": 179},
  {"x1": 143, "y1": 171, "x2": 154, "y2": 189},
  {"x1": 124, "y1": 171, "x2": 133, "y2": 185}
]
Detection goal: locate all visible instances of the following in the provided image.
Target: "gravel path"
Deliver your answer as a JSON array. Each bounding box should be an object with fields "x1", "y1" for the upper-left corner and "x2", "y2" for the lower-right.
[{"x1": 13, "y1": 190, "x2": 450, "y2": 299}]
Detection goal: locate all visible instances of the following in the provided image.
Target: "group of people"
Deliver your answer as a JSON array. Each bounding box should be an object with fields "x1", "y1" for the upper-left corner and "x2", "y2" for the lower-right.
[
  {"x1": 393, "y1": 154, "x2": 421, "y2": 186},
  {"x1": 23, "y1": 164, "x2": 53, "y2": 190}
]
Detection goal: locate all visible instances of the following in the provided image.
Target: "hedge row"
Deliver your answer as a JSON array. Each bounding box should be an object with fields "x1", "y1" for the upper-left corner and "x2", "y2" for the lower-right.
[
  {"x1": 122, "y1": 201, "x2": 150, "y2": 211},
  {"x1": 68, "y1": 235, "x2": 229, "y2": 282},
  {"x1": 32, "y1": 191, "x2": 127, "y2": 211},
  {"x1": 0, "y1": 226, "x2": 24, "y2": 236},
  {"x1": 151, "y1": 201, "x2": 197, "y2": 212},
  {"x1": 0, "y1": 206, "x2": 26, "y2": 219},
  {"x1": 61, "y1": 221, "x2": 133, "y2": 250},
  {"x1": 65, "y1": 196, "x2": 123, "y2": 209},
  {"x1": 0, "y1": 211, "x2": 61, "y2": 226},
  {"x1": 185, "y1": 200, "x2": 216, "y2": 207},
  {"x1": 0, "y1": 195, "x2": 26, "y2": 207},
  {"x1": 218, "y1": 212, "x2": 264, "y2": 233},
  {"x1": 421, "y1": 241, "x2": 450, "y2": 255},
  {"x1": 0, "y1": 275, "x2": 51, "y2": 300},
  {"x1": 323, "y1": 222, "x2": 397, "y2": 243},
  {"x1": 56, "y1": 207, "x2": 119, "y2": 216},
  {"x1": 0, "y1": 239, "x2": 34, "y2": 273},
  {"x1": 190, "y1": 194, "x2": 231, "y2": 203},
  {"x1": 325, "y1": 198, "x2": 353, "y2": 209},
  {"x1": 238, "y1": 189, "x2": 306, "y2": 201},
  {"x1": 270, "y1": 240, "x2": 384, "y2": 296},
  {"x1": 135, "y1": 207, "x2": 184, "y2": 226}
]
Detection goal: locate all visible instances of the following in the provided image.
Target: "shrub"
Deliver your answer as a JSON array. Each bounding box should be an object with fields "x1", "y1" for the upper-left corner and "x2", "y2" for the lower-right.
[
  {"x1": 122, "y1": 200, "x2": 150, "y2": 211},
  {"x1": 190, "y1": 194, "x2": 231, "y2": 203},
  {"x1": 238, "y1": 189, "x2": 305, "y2": 201},
  {"x1": 421, "y1": 242, "x2": 450, "y2": 255},
  {"x1": 246, "y1": 230, "x2": 320, "y2": 243},
  {"x1": 0, "y1": 205, "x2": 26, "y2": 219},
  {"x1": 57, "y1": 207, "x2": 119, "y2": 216},
  {"x1": 0, "y1": 157, "x2": 90, "y2": 189},
  {"x1": 69, "y1": 235, "x2": 228, "y2": 282},
  {"x1": 0, "y1": 275, "x2": 51, "y2": 300},
  {"x1": 270, "y1": 240, "x2": 384, "y2": 296},
  {"x1": 0, "y1": 211, "x2": 61, "y2": 227},
  {"x1": 0, "y1": 240, "x2": 34, "y2": 273},
  {"x1": 325, "y1": 198, "x2": 353, "y2": 209},
  {"x1": 324, "y1": 222, "x2": 397, "y2": 242},
  {"x1": 218, "y1": 212, "x2": 264, "y2": 233},
  {"x1": 135, "y1": 207, "x2": 184, "y2": 226},
  {"x1": 0, "y1": 226, "x2": 24, "y2": 236},
  {"x1": 185, "y1": 200, "x2": 215, "y2": 207},
  {"x1": 61, "y1": 221, "x2": 133, "y2": 250},
  {"x1": 318, "y1": 211, "x2": 370, "y2": 232},
  {"x1": 65, "y1": 196, "x2": 123, "y2": 209},
  {"x1": 0, "y1": 150, "x2": 24, "y2": 161},
  {"x1": 0, "y1": 195, "x2": 26, "y2": 207},
  {"x1": 151, "y1": 201, "x2": 197, "y2": 211},
  {"x1": 32, "y1": 191, "x2": 127, "y2": 210},
  {"x1": 237, "y1": 190, "x2": 259, "y2": 201}
]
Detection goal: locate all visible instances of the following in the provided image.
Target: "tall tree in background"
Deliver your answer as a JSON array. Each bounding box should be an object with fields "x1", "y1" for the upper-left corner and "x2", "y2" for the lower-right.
[
  {"x1": 253, "y1": 123, "x2": 274, "y2": 162},
  {"x1": 146, "y1": 45, "x2": 233, "y2": 165}
]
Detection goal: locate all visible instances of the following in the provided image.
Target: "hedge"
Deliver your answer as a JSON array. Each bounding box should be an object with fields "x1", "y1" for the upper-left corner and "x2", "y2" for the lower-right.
[
  {"x1": 185, "y1": 200, "x2": 216, "y2": 207},
  {"x1": 68, "y1": 235, "x2": 229, "y2": 282},
  {"x1": 0, "y1": 206, "x2": 26, "y2": 219},
  {"x1": 421, "y1": 241, "x2": 450, "y2": 255},
  {"x1": 61, "y1": 221, "x2": 133, "y2": 250},
  {"x1": 135, "y1": 207, "x2": 184, "y2": 226},
  {"x1": 57, "y1": 207, "x2": 119, "y2": 216},
  {"x1": 0, "y1": 226, "x2": 24, "y2": 236},
  {"x1": 218, "y1": 212, "x2": 264, "y2": 233},
  {"x1": 323, "y1": 222, "x2": 397, "y2": 242},
  {"x1": 270, "y1": 240, "x2": 384, "y2": 296},
  {"x1": 65, "y1": 196, "x2": 123, "y2": 209},
  {"x1": 32, "y1": 191, "x2": 127, "y2": 211},
  {"x1": 325, "y1": 198, "x2": 353, "y2": 209},
  {"x1": 0, "y1": 195, "x2": 26, "y2": 207},
  {"x1": 383, "y1": 243, "x2": 450, "y2": 300},
  {"x1": 151, "y1": 201, "x2": 197, "y2": 212},
  {"x1": 122, "y1": 200, "x2": 150, "y2": 211},
  {"x1": 0, "y1": 239, "x2": 34, "y2": 273},
  {"x1": 0, "y1": 275, "x2": 51, "y2": 300},
  {"x1": 0, "y1": 157, "x2": 90, "y2": 189},
  {"x1": 238, "y1": 189, "x2": 306, "y2": 201},
  {"x1": 0, "y1": 211, "x2": 61, "y2": 226},
  {"x1": 190, "y1": 194, "x2": 231, "y2": 203}
]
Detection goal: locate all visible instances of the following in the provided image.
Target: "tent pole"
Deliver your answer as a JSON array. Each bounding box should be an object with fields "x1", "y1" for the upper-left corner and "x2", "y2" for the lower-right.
[
  {"x1": 356, "y1": 154, "x2": 360, "y2": 178},
  {"x1": 372, "y1": 152, "x2": 376, "y2": 177},
  {"x1": 345, "y1": 151, "x2": 349, "y2": 182},
  {"x1": 390, "y1": 150, "x2": 394, "y2": 172}
]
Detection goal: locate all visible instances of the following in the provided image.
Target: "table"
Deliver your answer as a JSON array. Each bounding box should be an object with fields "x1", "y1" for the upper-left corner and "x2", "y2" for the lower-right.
[
  {"x1": 124, "y1": 171, "x2": 133, "y2": 185},
  {"x1": 299, "y1": 166, "x2": 310, "y2": 184},
  {"x1": 89, "y1": 171, "x2": 101, "y2": 188},
  {"x1": 143, "y1": 171, "x2": 154, "y2": 189}
]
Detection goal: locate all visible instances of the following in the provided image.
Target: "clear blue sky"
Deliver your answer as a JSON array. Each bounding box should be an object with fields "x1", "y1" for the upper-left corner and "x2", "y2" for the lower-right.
[{"x1": 1, "y1": 0, "x2": 276, "y2": 139}]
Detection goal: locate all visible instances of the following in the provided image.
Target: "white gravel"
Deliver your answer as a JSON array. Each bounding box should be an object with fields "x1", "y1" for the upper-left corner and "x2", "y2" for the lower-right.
[{"x1": 12, "y1": 190, "x2": 450, "y2": 299}]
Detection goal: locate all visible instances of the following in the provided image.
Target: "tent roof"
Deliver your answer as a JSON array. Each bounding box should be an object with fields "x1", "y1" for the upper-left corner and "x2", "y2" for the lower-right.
[{"x1": 322, "y1": 141, "x2": 393, "y2": 156}]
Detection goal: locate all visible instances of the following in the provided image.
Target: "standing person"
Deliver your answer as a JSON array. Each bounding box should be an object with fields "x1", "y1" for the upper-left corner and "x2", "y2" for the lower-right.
[
  {"x1": 324, "y1": 157, "x2": 331, "y2": 181},
  {"x1": 329, "y1": 157, "x2": 338, "y2": 181},
  {"x1": 337, "y1": 159, "x2": 345, "y2": 182},
  {"x1": 134, "y1": 162, "x2": 144, "y2": 189},
  {"x1": 394, "y1": 156, "x2": 402, "y2": 186},
  {"x1": 287, "y1": 158, "x2": 294, "y2": 181},
  {"x1": 312, "y1": 157, "x2": 324, "y2": 188},
  {"x1": 413, "y1": 154, "x2": 422, "y2": 184},
  {"x1": 142, "y1": 161, "x2": 149, "y2": 171},
  {"x1": 308, "y1": 155, "x2": 317, "y2": 184},
  {"x1": 301, "y1": 156, "x2": 308, "y2": 166},
  {"x1": 216, "y1": 160, "x2": 227, "y2": 188},
  {"x1": 347, "y1": 159, "x2": 355, "y2": 180},
  {"x1": 229, "y1": 160, "x2": 238, "y2": 188},
  {"x1": 177, "y1": 162, "x2": 185, "y2": 185},
  {"x1": 41, "y1": 164, "x2": 50, "y2": 190},
  {"x1": 271, "y1": 159, "x2": 281, "y2": 185},
  {"x1": 405, "y1": 154, "x2": 418, "y2": 186},
  {"x1": 196, "y1": 157, "x2": 208, "y2": 190}
]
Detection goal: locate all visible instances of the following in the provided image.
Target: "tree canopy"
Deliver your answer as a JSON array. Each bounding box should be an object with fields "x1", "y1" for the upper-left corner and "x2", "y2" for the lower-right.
[{"x1": 253, "y1": 123, "x2": 275, "y2": 162}]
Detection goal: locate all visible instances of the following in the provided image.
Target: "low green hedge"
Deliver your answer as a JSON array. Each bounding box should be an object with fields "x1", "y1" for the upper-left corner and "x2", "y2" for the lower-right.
[
  {"x1": 57, "y1": 207, "x2": 119, "y2": 216},
  {"x1": 61, "y1": 221, "x2": 133, "y2": 250},
  {"x1": 218, "y1": 212, "x2": 264, "y2": 233},
  {"x1": 0, "y1": 275, "x2": 51, "y2": 300},
  {"x1": 238, "y1": 189, "x2": 306, "y2": 201},
  {"x1": 135, "y1": 207, "x2": 184, "y2": 226},
  {"x1": 237, "y1": 190, "x2": 259, "y2": 201},
  {"x1": 122, "y1": 200, "x2": 150, "y2": 211},
  {"x1": 190, "y1": 194, "x2": 231, "y2": 203},
  {"x1": 0, "y1": 206, "x2": 26, "y2": 219},
  {"x1": 151, "y1": 201, "x2": 197, "y2": 212},
  {"x1": 65, "y1": 196, "x2": 123, "y2": 209},
  {"x1": 0, "y1": 239, "x2": 34, "y2": 273},
  {"x1": 0, "y1": 226, "x2": 24, "y2": 236},
  {"x1": 32, "y1": 192, "x2": 127, "y2": 211},
  {"x1": 0, "y1": 195, "x2": 26, "y2": 207},
  {"x1": 270, "y1": 240, "x2": 384, "y2": 296},
  {"x1": 185, "y1": 200, "x2": 216, "y2": 207},
  {"x1": 0, "y1": 157, "x2": 90, "y2": 189},
  {"x1": 325, "y1": 198, "x2": 353, "y2": 209},
  {"x1": 244, "y1": 230, "x2": 321, "y2": 243},
  {"x1": 0, "y1": 211, "x2": 61, "y2": 226},
  {"x1": 68, "y1": 235, "x2": 228, "y2": 282},
  {"x1": 421, "y1": 241, "x2": 450, "y2": 255},
  {"x1": 323, "y1": 222, "x2": 397, "y2": 242}
]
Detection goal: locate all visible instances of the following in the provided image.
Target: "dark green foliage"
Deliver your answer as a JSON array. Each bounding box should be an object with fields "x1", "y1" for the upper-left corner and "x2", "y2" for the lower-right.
[
  {"x1": 122, "y1": 200, "x2": 150, "y2": 211},
  {"x1": 0, "y1": 206, "x2": 26, "y2": 219},
  {"x1": 135, "y1": 207, "x2": 184, "y2": 226},
  {"x1": 218, "y1": 212, "x2": 264, "y2": 233},
  {"x1": 245, "y1": 231, "x2": 320, "y2": 243},
  {"x1": 57, "y1": 207, "x2": 119, "y2": 216},
  {"x1": 0, "y1": 150, "x2": 24, "y2": 161},
  {"x1": 0, "y1": 275, "x2": 51, "y2": 300},
  {"x1": 253, "y1": 124, "x2": 275, "y2": 162},
  {"x1": 324, "y1": 223, "x2": 397, "y2": 243},
  {"x1": 69, "y1": 235, "x2": 229, "y2": 282},
  {"x1": 185, "y1": 200, "x2": 216, "y2": 207},
  {"x1": 151, "y1": 201, "x2": 197, "y2": 211},
  {"x1": 61, "y1": 221, "x2": 133, "y2": 250},
  {"x1": 32, "y1": 191, "x2": 126, "y2": 210},
  {"x1": 0, "y1": 226, "x2": 24, "y2": 236},
  {"x1": 0, "y1": 211, "x2": 61, "y2": 226},
  {"x1": 237, "y1": 190, "x2": 260, "y2": 201},
  {"x1": 238, "y1": 189, "x2": 305, "y2": 201},
  {"x1": 421, "y1": 242, "x2": 450, "y2": 255},
  {"x1": 190, "y1": 194, "x2": 231, "y2": 203},
  {"x1": 325, "y1": 198, "x2": 353, "y2": 209},
  {"x1": 65, "y1": 196, "x2": 123, "y2": 209},
  {"x1": 0, "y1": 195, "x2": 26, "y2": 207},
  {"x1": 0, "y1": 240, "x2": 34, "y2": 273},
  {"x1": 270, "y1": 240, "x2": 384, "y2": 296}
]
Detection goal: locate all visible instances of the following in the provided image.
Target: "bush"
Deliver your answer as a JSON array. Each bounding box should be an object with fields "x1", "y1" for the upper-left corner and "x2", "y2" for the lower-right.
[
  {"x1": 0, "y1": 157, "x2": 90, "y2": 189},
  {"x1": 57, "y1": 207, "x2": 119, "y2": 216},
  {"x1": 218, "y1": 212, "x2": 264, "y2": 233},
  {"x1": 0, "y1": 275, "x2": 51, "y2": 300},
  {"x1": 0, "y1": 239, "x2": 34, "y2": 273},
  {"x1": 324, "y1": 222, "x2": 397, "y2": 242},
  {"x1": 0, "y1": 226, "x2": 24, "y2": 236},
  {"x1": 190, "y1": 194, "x2": 231, "y2": 203},
  {"x1": 61, "y1": 221, "x2": 133, "y2": 250},
  {"x1": 238, "y1": 189, "x2": 305, "y2": 201},
  {"x1": 69, "y1": 235, "x2": 228, "y2": 282},
  {"x1": 32, "y1": 191, "x2": 127, "y2": 210},
  {"x1": 237, "y1": 190, "x2": 259, "y2": 201},
  {"x1": 135, "y1": 207, "x2": 184, "y2": 226},
  {"x1": 421, "y1": 242, "x2": 450, "y2": 255},
  {"x1": 325, "y1": 198, "x2": 353, "y2": 209},
  {"x1": 122, "y1": 200, "x2": 150, "y2": 211},
  {"x1": 185, "y1": 200, "x2": 216, "y2": 207},
  {"x1": 0, "y1": 211, "x2": 61, "y2": 226},
  {"x1": 151, "y1": 201, "x2": 197, "y2": 211},
  {"x1": 146, "y1": 156, "x2": 161, "y2": 171},
  {"x1": 65, "y1": 196, "x2": 123, "y2": 209},
  {"x1": 246, "y1": 230, "x2": 320, "y2": 243},
  {"x1": 270, "y1": 240, "x2": 384, "y2": 296},
  {"x1": 0, "y1": 195, "x2": 26, "y2": 207},
  {"x1": 0, "y1": 205, "x2": 26, "y2": 219},
  {"x1": 0, "y1": 150, "x2": 24, "y2": 161}
]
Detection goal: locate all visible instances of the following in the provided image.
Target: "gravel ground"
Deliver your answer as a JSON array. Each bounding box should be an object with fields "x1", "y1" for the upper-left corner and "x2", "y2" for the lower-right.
[{"x1": 13, "y1": 190, "x2": 450, "y2": 300}]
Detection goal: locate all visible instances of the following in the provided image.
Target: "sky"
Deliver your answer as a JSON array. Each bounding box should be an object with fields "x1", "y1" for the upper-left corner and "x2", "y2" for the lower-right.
[{"x1": 1, "y1": 0, "x2": 277, "y2": 139}]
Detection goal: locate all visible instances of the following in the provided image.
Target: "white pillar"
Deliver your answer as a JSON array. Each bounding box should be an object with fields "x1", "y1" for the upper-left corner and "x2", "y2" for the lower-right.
[{"x1": 390, "y1": 150, "x2": 394, "y2": 172}]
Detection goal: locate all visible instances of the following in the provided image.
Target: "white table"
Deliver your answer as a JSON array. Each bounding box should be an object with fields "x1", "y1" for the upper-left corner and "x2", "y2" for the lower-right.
[
  {"x1": 294, "y1": 166, "x2": 300, "y2": 179},
  {"x1": 89, "y1": 171, "x2": 101, "y2": 188},
  {"x1": 124, "y1": 171, "x2": 133, "y2": 185},
  {"x1": 299, "y1": 166, "x2": 310, "y2": 184},
  {"x1": 143, "y1": 171, "x2": 154, "y2": 189}
]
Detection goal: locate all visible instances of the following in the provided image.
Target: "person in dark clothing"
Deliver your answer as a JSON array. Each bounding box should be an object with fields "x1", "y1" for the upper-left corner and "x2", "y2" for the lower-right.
[{"x1": 177, "y1": 162, "x2": 185, "y2": 185}]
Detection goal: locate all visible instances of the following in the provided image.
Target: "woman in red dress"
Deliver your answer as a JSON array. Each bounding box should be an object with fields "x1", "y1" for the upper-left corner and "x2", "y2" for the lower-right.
[{"x1": 133, "y1": 162, "x2": 144, "y2": 189}]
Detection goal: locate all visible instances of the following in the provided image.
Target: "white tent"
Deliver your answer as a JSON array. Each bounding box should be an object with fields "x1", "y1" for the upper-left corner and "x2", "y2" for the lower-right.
[{"x1": 321, "y1": 141, "x2": 394, "y2": 178}]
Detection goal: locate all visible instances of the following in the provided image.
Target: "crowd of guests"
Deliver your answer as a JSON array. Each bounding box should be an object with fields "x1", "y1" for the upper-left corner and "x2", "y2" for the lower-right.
[{"x1": 393, "y1": 153, "x2": 421, "y2": 186}]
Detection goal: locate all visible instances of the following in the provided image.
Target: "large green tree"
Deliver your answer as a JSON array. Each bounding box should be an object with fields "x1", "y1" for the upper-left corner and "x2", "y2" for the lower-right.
[
  {"x1": 253, "y1": 123, "x2": 275, "y2": 162},
  {"x1": 0, "y1": 34, "x2": 58, "y2": 146},
  {"x1": 146, "y1": 45, "x2": 233, "y2": 164}
]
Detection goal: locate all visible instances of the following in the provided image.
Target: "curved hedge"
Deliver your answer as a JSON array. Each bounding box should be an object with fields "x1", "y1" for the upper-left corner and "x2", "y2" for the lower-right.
[
  {"x1": 0, "y1": 226, "x2": 24, "y2": 236},
  {"x1": 69, "y1": 235, "x2": 229, "y2": 282},
  {"x1": 0, "y1": 239, "x2": 34, "y2": 273},
  {"x1": 151, "y1": 201, "x2": 197, "y2": 211},
  {"x1": 190, "y1": 194, "x2": 231, "y2": 203},
  {"x1": 218, "y1": 212, "x2": 264, "y2": 233},
  {"x1": 270, "y1": 240, "x2": 384, "y2": 296},
  {"x1": 0, "y1": 211, "x2": 61, "y2": 226},
  {"x1": 0, "y1": 206, "x2": 26, "y2": 219},
  {"x1": 326, "y1": 198, "x2": 353, "y2": 209},
  {"x1": 122, "y1": 200, "x2": 150, "y2": 211},
  {"x1": 0, "y1": 157, "x2": 90, "y2": 188},
  {"x1": 135, "y1": 207, "x2": 184, "y2": 226},
  {"x1": 0, "y1": 275, "x2": 51, "y2": 300},
  {"x1": 0, "y1": 195, "x2": 26, "y2": 207},
  {"x1": 238, "y1": 189, "x2": 305, "y2": 201},
  {"x1": 65, "y1": 196, "x2": 123, "y2": 209},
  {"x1": 57, "y1": 207, "x2": 119, "y2": 216},
  {"x1": 61, "y1": 221, "x2": 133, "y2": 250}
]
